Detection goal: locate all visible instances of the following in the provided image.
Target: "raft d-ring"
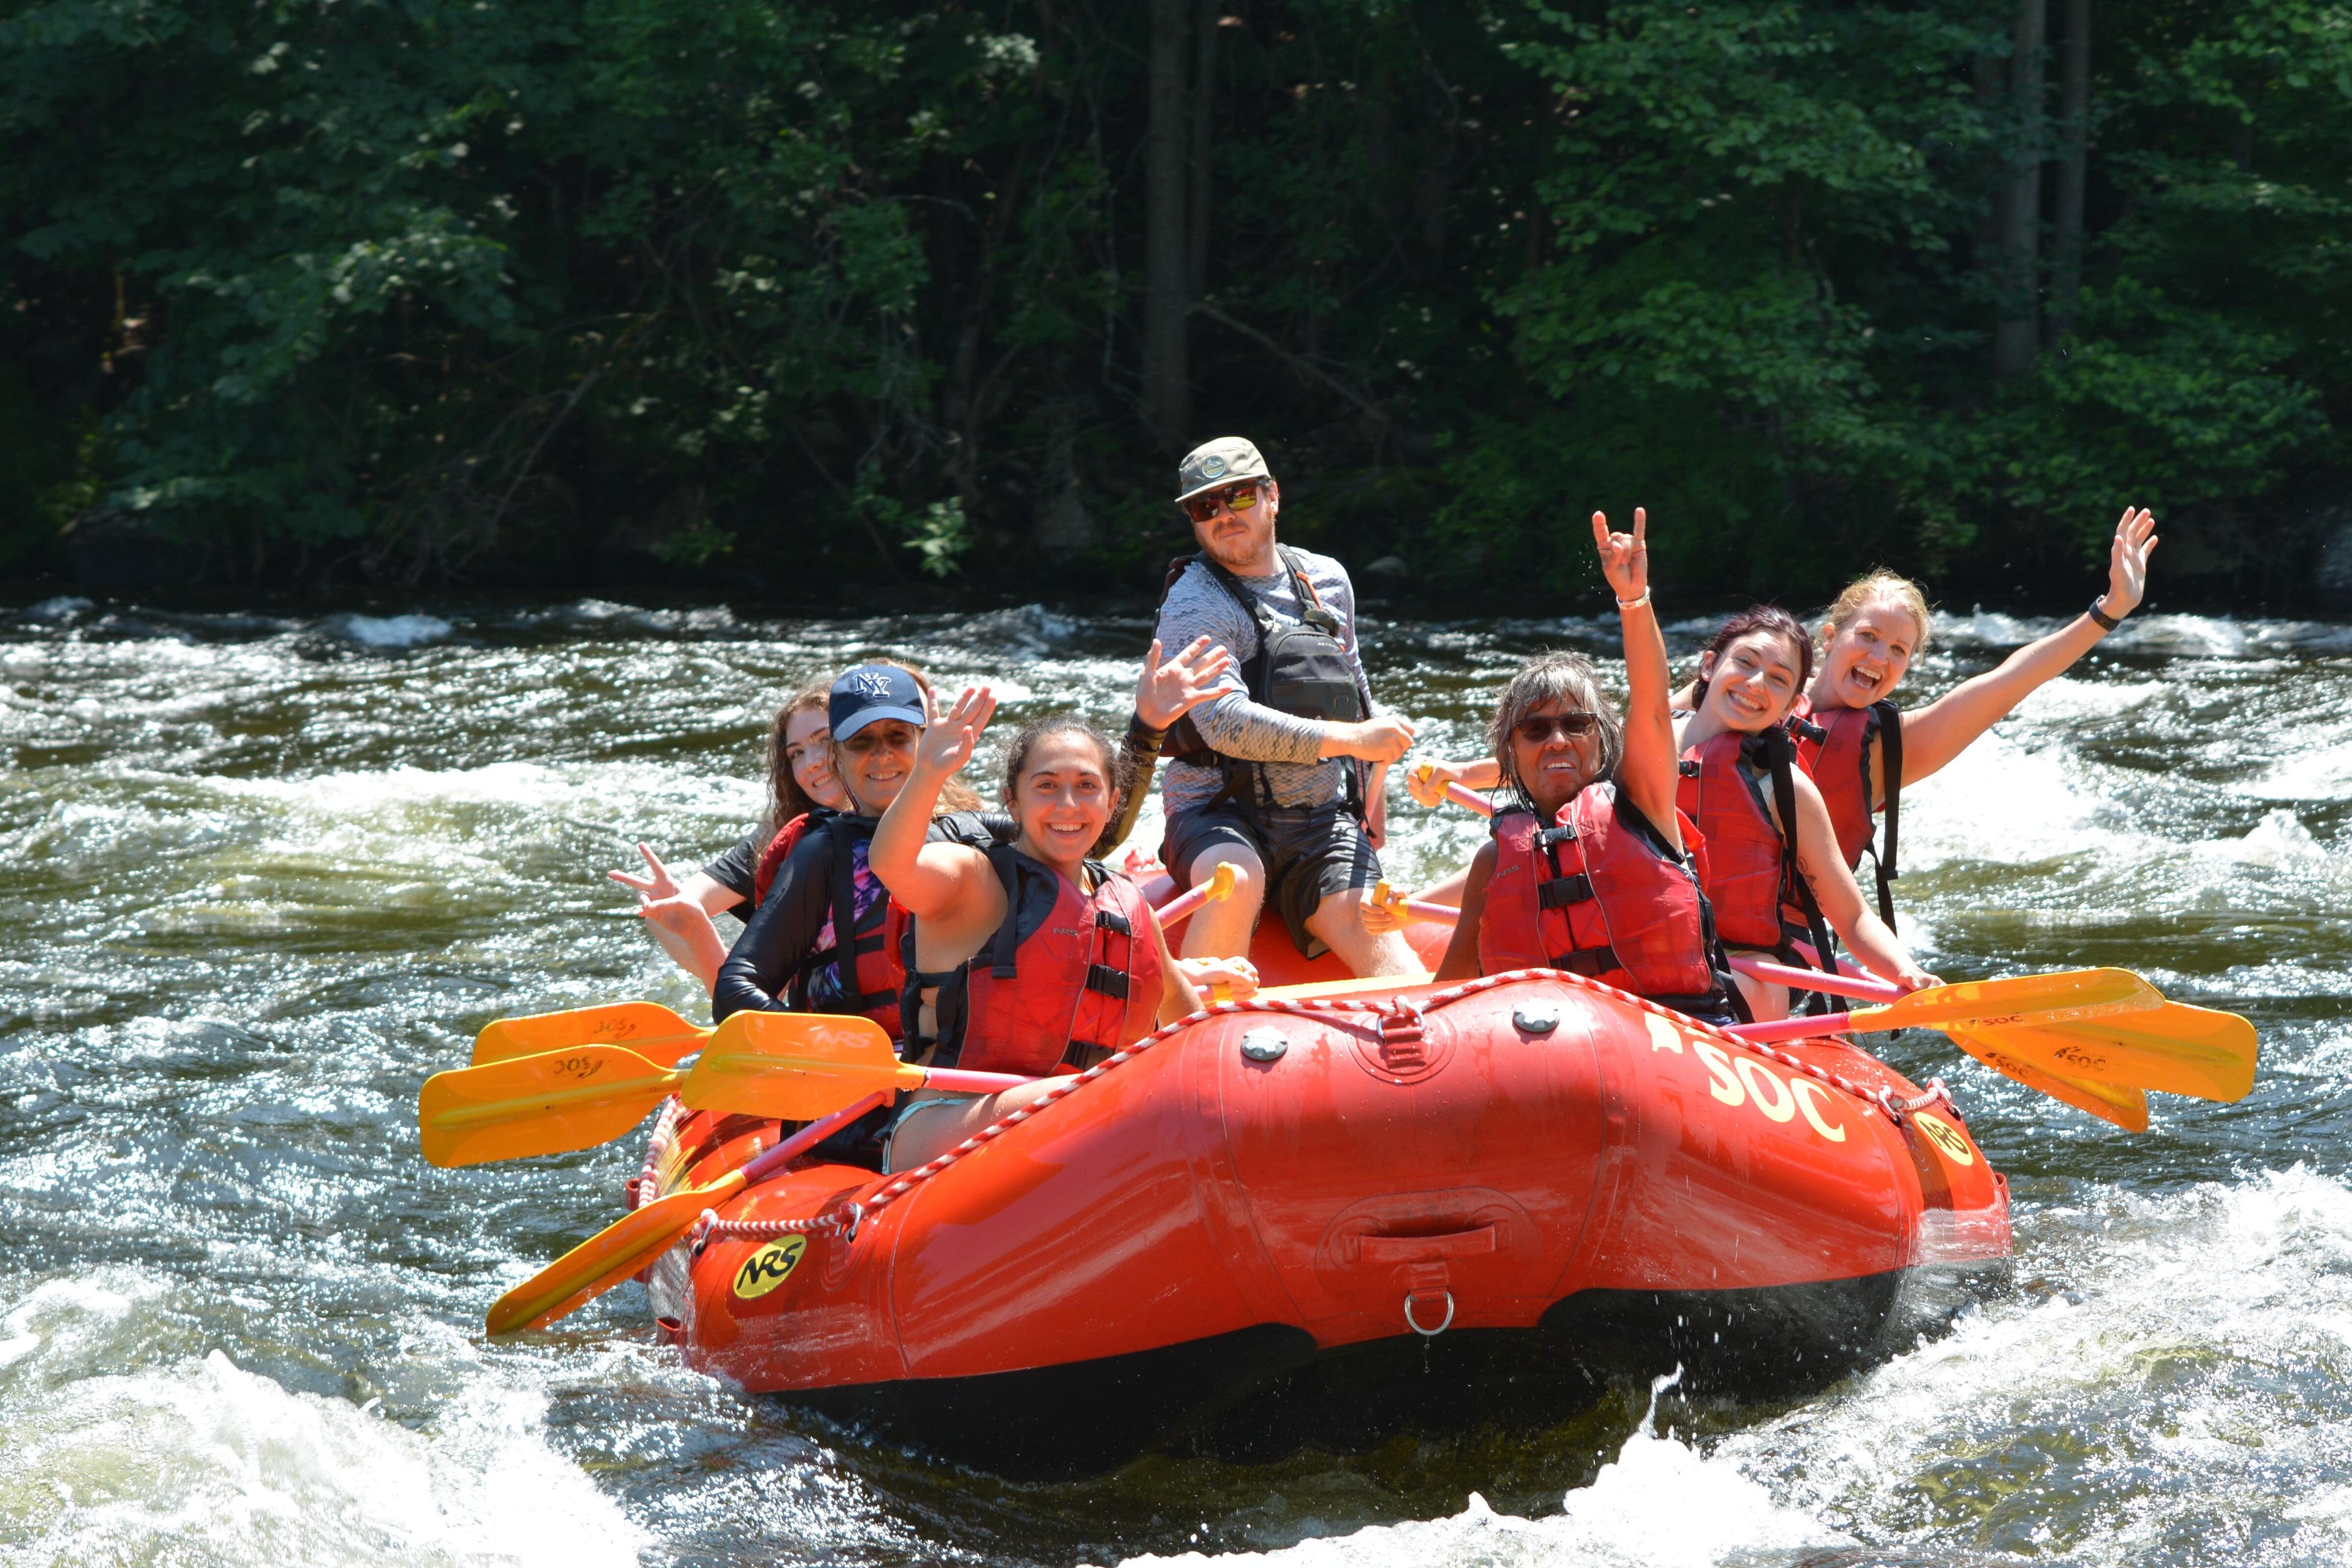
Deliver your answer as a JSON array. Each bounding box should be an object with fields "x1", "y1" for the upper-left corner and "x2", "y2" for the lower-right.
[{"x1": 1403, "y1": 1291, "x2": 1455, "y2": 1338}]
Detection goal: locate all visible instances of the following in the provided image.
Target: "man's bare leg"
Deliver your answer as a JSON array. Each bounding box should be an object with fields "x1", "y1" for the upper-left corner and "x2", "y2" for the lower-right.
[
  {"x1": 1182, "y1": 843, "x2": 1266, "y2": 962},
  {"x1": 1305, "y1": 885, "x2": 1422, "y2": 978}
]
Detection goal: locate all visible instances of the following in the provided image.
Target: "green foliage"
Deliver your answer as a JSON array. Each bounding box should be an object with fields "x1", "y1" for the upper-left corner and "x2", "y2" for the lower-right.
[{"x1": 1, "y1": 0, "x2": 2346, "y2": 601}]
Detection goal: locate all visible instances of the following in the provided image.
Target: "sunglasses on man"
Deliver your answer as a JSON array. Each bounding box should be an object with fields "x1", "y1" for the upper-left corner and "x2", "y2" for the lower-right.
[{"x1": 1181, "y1": 483, "x2": 1264, "y2": 524}]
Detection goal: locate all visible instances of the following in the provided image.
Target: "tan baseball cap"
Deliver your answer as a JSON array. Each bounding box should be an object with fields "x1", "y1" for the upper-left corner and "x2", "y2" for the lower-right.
[{"x1": 1174, "y1": 436, "x2": 1273, "y2": 504}]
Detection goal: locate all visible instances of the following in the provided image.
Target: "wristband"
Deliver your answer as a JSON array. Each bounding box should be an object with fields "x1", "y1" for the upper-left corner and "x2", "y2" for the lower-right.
[
  {"x1": 2086, "y1": 597, "x2": 2123, "y2": 631},
  {"x1": 1615, "y1": 591, "x2": 1651, "y2": 610}
]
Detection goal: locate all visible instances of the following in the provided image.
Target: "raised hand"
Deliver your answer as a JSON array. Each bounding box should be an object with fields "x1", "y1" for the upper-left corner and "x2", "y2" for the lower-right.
[
  {"x1": 638, "y1": 891, "x2": 717, "y2": 945},
  {"x1": 1592, "y1": 507, "x2": 1650, "y2": 605},
  {"x1": 1136, "y1": 635, "x2": 1238, "y2": 730},
  {"x1": 914, "y1": 685, "x2": 995, "y2": 777},
  {"x1": 2102, "y1": 507, "x2": 2158, "y2": 617},
  {"x1": 607, "y1": 842, "x2": 682, "y2": 901}
]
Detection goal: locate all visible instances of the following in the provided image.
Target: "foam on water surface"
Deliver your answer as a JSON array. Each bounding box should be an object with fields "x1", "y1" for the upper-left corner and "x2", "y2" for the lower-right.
[
  {"x1": 1, "y1": 598, "x2": 2347, "y2": 1566},
  {"x1": 1, "y1": 1328, "x2": 642, "y2": 1567}
]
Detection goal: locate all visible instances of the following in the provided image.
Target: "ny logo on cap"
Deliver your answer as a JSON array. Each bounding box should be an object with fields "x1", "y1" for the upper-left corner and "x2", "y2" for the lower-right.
[{"x1": 850, "y1": 669, "x2": 895, "y2": 698}]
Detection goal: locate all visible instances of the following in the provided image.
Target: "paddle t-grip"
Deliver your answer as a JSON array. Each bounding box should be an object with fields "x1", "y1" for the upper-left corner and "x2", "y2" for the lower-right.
[
  {"x1": 1153, "y1": 861, "x2": 1237, "y2": 929},
  {"x1": 1414, "y1": 763, "x2": 1495, "y2": 819}
]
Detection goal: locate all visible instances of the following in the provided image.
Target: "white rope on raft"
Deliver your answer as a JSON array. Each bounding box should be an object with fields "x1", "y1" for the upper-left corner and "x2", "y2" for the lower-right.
[
  {"x1": 623, "y1": 1096, "x2": 685, "y2": 1212},
  {"x1": 684, "y1": 967, "x2": 1956, "y2": 1249}
]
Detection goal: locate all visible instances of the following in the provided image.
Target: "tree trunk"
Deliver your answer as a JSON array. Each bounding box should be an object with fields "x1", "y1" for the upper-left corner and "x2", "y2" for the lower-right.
[
  {"x1": 1994, "y1": 0, "x2": 2047, "y2": 378},
  {"x1": 1185, "y1": 0, "x2": 1218, "y2": 307},
  {"x1": 1143, "y1": 0, "x2": 1191, "y2": 441},
  {"x1": 2047, "y1": 0, "x2": 2089, "y2": 346}
]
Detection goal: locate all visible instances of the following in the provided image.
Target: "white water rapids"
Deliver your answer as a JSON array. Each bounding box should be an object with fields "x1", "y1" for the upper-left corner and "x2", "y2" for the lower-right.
[{"x1": 0, "y1": 596, "x2": 2345, "y2": 1566}]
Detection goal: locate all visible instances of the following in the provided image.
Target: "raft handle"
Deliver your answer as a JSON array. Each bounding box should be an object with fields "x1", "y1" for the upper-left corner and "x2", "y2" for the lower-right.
[
  {"x1": 1354, "y1": 1224, "x2": 1498, "y2": 1265},
  {"x1": 1404, "y1": 1291, "x2": 1455, "y2": 1338}
]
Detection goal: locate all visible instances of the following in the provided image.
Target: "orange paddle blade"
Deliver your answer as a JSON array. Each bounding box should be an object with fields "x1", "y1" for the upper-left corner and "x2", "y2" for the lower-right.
[
  {"x1": 1950, "y1": 1025, "x2": 2149, "y2": 1131},
  {"x1": 679, "y1": 1011, "x2": 920, "y2": 1122},
  {"x1": 1971, "y1": 1001, "x2": 2258, "y2": 1104},
  {"x1": 472, "y1": 1001, "x2": 709, "y2": 1067},
  {"x1": 486, "y1": 1170, "x2": 748, "y2": 1336},
  {"x1": 420, "y1": 1045, "x2": 680, "y2": 1167},
  {"x1": 1853, "y1": 967, "x2": 2162, "y2": 1034}
]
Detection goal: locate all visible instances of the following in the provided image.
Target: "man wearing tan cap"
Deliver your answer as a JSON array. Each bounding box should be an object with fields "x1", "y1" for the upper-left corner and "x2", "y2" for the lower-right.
[{"x1": 1147, "y1": 437, "x2": 1421, "y2": 976}]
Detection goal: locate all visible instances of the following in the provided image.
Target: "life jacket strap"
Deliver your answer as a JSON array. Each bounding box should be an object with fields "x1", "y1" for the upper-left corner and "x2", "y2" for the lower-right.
[
  {"x1": 1871, "y1": 698, "x2": 1903, "y2": 925},
  {"x1": 1550, "y1": 946, "x2": 1621, "y2": 978},
  {"x1": 1537, "y1": 873, "x2": 1595, "y2": 909},
  {"x1": 1084, "y1": 963, "x2": 1131, "y2": 1000}
]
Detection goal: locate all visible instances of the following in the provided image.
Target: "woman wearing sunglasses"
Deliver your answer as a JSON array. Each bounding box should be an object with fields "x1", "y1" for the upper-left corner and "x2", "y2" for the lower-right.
[{"x1": 1428, "y1": 512, "x2": 1739, "y2": 1024}]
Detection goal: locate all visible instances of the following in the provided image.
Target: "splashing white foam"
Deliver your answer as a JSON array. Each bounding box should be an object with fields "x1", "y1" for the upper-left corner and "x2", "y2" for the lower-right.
[
  {"x1": 1114, "y1": 1371, "x2": 1844, "y2": 1568},
  {"x1": 1899, "y1": 726, "x2": 2136, "y2": 872},
  {"x1": 2199, "y1": 807, "x2": 2333, "y2": 869},
  {"x1": 1, "y1": 1321, "x2": 641, "y2": 1567},
  {"x1": 322, "y1": 612, "x2": 454, "y2": 649},
  {"x1": 1715, "y1": 1167, "x2": 2352, "y2": 1567}
]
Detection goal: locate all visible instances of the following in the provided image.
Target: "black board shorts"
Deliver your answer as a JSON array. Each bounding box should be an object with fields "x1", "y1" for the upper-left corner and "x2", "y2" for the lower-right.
[{"x1": 1163, "y1": 801, "x2": 1381, "y2": 960}]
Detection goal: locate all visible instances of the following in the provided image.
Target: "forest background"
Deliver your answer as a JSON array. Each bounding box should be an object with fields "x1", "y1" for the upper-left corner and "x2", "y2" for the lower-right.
[{"x1": 3, "y1": 0, "x2": 2348, "y2": 609}]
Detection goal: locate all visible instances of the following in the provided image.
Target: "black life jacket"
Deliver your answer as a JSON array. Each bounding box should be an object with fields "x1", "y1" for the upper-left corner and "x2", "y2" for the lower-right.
[
  {"x1": 1156, "y1": 546, "x2": 1371, "y2": 812},
  {"x1": 785, "y1": 816, "x2": 907, "y2": 1035}
]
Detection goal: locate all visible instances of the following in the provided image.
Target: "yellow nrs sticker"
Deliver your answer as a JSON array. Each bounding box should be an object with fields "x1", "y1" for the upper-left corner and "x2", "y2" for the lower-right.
[
  {"x1": 1912, "y1": 1111, "x2": 1975, "y2": 1167},
  {"x1": 731, "y1": 1236, "x2": 809, "y2": 1300}
]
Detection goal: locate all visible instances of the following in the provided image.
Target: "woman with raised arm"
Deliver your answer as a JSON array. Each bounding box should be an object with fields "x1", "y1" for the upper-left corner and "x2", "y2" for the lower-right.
[
  {"x1": 868, "y1": 690, "x2": 1202, "y2": 1174},
  {"x1": 709, "y1": 663, "x2": 992, "y2": 1041},
  {"x1": 618, "y1": 640, "x2": 1231, "y2": 993},
  {"x1": 1793, "y1": 507, "x2": 2157, "y2": 922},
  {"x1": 1429, "y1": 511, "x2": 1737, "y2": 1023},
  {"x1": 1673, "y1": 608, "x2": 1939, "y2": 1021}
]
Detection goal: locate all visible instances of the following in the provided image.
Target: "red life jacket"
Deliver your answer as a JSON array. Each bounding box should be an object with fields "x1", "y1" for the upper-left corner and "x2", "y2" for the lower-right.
[
  {"x1": 750, "y1": 812, "x2": 812, "y2": 908},
  {"x1": 786, "y1": 818, "x2": 907, "y2": 1039},
  {"x1": 1477, "y1": 783, "x2": 1723, "y2": 1006},
  {"x1": 1792, "y1": 696, "x2": 1903, "y2": 923},
  {"x1": 1676, "y1": 727, "x2": 1815, "y2": 952},
  {"x1": 905, "y1": 846, "x2": 1165, "y2": 1077}
]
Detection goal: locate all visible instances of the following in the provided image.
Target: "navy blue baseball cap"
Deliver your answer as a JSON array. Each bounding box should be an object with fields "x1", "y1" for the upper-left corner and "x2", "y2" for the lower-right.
[{"x1": 829, "y1": 664, "x2": 928, "y2": 741}]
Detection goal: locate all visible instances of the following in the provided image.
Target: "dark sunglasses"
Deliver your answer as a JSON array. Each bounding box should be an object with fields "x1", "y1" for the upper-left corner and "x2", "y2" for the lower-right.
[
  {"x1": 1182, "y1": 483, "x2": 1264, "y2": 523},
  {"x1": 1513, "y1": 712, "x2": 1600, "y2": 745},
  {"x1": 840, "y1": 725, "x2": 919, "y2": 753}
]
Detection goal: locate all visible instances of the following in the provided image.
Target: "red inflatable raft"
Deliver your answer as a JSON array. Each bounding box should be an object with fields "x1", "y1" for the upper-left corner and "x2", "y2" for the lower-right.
[{"x1": 636, "y1": 929, "x2": 2007, "y2": 1474}]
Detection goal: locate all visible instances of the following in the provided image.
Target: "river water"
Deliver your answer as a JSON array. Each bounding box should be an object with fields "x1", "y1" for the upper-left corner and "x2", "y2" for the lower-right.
[{"x1": 1, "y1": 594, "x2": 2346, "y2": 1568}]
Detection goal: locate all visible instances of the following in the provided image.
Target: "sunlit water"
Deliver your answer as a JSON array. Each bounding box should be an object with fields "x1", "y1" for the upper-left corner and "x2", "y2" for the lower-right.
[{"x1": 1, "y1": 594, "x2": 2346, "y2": 1567}]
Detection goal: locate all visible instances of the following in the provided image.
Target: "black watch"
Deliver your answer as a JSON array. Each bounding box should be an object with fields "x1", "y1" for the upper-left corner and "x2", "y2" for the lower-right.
[{"x1": 2087, "y1": 597, "x2": 2123, "y2": 632}]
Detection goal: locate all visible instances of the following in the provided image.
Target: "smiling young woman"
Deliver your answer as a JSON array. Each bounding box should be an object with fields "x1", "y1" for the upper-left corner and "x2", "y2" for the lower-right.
[
  {"x1": 1673, "y1": 610, "x2": 1939, "y2": 1021},
  {"x1": 1798, "y1": 507, "x2": 2158, "y2": 924},
  {"x1": 867, "y1": 690, "x2": 1202, "y2": 1175}
]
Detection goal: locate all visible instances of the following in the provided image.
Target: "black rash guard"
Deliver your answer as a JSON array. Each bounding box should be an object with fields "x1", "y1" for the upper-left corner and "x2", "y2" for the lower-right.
[{"x1": 712, "y1": 810, "x2": 1011, "y2": 1022}]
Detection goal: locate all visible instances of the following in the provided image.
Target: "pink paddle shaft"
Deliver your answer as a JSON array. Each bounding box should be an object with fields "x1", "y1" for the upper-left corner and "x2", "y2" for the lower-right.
[
  {"x1": 1724, "y1": 1011, "x2": 1874, "y2": 1044},
  {"x1": 1728, "y1": 957, "x2": 1902, "y2": 1005},
  {"x1": 728, "y1": 1065, "x2": 1039, "y2": 1186},
  {"x1": 1154, "y1": 879, "x2": 1215, "y2": 929}
]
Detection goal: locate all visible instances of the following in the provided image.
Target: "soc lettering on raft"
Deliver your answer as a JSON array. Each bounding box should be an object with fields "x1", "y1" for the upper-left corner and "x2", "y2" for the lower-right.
[{"x1": 1644, "y1": 1015, "x2": 1850, "y2": 1145}]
